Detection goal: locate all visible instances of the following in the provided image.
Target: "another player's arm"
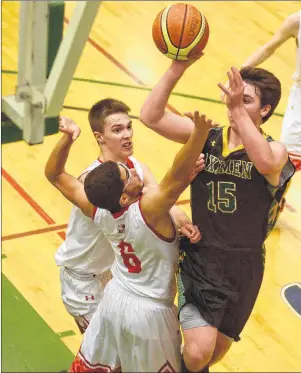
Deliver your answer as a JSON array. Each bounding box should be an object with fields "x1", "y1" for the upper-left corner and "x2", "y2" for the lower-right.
[
  {"x1": 45, "y1": 122, "x2": 94, "y2": 218},
  {"x1": 219, "y1": 67, "x2": 288, "y2": 185},
  {"x1": 141, "y1": 112, "x2": 212, "y2": 223},
  {"x1": 242, "y1": 12, "x2": 299, "y2": 67},
  {"x1": 141, "y1": 161, "x2": 201, "y2": 241},
  {"x1": 140, "y1": 60, "x2": 202, "y2": 144}
]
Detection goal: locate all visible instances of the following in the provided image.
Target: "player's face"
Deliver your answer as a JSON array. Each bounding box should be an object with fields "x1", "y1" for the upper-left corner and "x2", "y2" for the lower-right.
[
  {"x1": 227, "y1": 82, "x2": 270, "y2": 126},
  {"x1": 101, "y1": 113, "x2": 134, "y2": 159},
  {"x1": 118, "y1": 163, "x2": 144, "y2": 198}
]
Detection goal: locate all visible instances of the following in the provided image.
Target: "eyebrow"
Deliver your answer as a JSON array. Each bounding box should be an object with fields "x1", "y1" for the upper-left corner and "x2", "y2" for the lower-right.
[{"x1": 112, "y1": 121, "x2": 132, "y2": 128}]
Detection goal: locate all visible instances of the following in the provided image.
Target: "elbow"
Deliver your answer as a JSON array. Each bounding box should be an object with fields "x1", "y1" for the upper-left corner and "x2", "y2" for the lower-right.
[
  {"x1": 44, "y1": 168, "x2": 57, "y2": 184},
  {"x1": 140, "y1": 107, "x2": 161, "y2": 129}
]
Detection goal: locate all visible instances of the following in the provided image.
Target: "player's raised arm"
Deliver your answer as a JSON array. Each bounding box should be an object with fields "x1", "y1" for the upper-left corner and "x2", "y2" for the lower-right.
[
  {"x1": 45, "y1": 118, "x2": 94, "y2": 218},
  {"x1": 141, "y1": 111, "x2": 212, "y2": 221},
  {"x1": 140, "y1": 60, "x2": 200, "y2": 144},
  {"x1": 219, "y1": 67, "x2": 288, "y2": 185},
  {"x1": 242, "y1": 12, "x2": 299, "y2": 67}
]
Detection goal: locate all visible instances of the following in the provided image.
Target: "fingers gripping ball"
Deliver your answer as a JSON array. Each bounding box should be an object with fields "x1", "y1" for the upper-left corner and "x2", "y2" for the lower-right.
[{"x1": 152, "y1": 3, "x2": 209, "y2": 60}]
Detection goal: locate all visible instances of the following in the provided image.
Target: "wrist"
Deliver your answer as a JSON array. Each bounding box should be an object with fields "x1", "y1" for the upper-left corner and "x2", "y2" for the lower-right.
[
  {"x1": 229, "y1": 105, "x2": 246, "y2": 117},
  {"x1": 169, "y1": 61, "x2": 188, "y2": 77}
]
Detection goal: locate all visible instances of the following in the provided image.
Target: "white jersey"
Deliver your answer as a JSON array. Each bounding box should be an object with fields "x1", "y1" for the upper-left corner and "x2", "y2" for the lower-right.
[
  {"x1": 55, "y1": 157, "x2": 144, "y2": 275},
  {"x1": 93, "y1": 200, "x2": 179, "y2": 303},
  {"x1": 293, "y1": 10, "x2": 301, "y2": 83},
  {"x1": 281, "y1": 12, "x2": 301, "y2": 155}
]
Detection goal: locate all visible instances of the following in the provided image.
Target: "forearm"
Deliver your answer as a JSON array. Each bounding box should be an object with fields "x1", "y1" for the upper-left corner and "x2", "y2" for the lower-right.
[
  {"x1": 140, "y1": 63, "x2": 185, "y2": 124},
  {"x1": 171, "y1": 126, "x2": 209, "y2": 180},
  {"x1": 230, "y1": 107, "x2": 276, "y2": 174},
  {"x1": 45, "y1": 134, "x2": 72, "y2": 182},
  {"x1": 243, "y1": 45, "x2": 274, "y2": 67},
  {"x1": 170, "y1": 206, "x2": 191, "y2": 228}
]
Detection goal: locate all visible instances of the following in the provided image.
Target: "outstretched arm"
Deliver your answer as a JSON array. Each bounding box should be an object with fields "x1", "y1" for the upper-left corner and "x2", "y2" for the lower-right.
[
  {"x1": 140, "y1": 161, "x2": 202, "y2": 242},
  {"x1": 45, "y1": 118, "x2": 94, "y2": 218},
  {"x1": 243, "y1": 12, "x2": 299, "y2": 67},
  {"x1": 140, "y1": 59, "x2": 204, "y2": 144},
  {"x1": 141, "y1": 111, "x2": 213, "y2": 221}
]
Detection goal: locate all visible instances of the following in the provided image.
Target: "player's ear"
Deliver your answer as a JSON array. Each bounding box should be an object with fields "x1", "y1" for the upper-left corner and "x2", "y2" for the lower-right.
[
  {"x1": 260, "y1": 104, "x2": 271, "y2": 122},
  {"x1": 94, "y1": 131, "x2": 105, "y2": 145},
  {"x1": 119, "y1": 193, "x2": 129, "y2": 207}
]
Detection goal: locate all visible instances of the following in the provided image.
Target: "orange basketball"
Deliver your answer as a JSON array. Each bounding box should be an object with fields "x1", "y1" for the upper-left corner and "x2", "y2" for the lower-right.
[{"x1": 152, "y1": 3, "x2": 209, "y2": 60}]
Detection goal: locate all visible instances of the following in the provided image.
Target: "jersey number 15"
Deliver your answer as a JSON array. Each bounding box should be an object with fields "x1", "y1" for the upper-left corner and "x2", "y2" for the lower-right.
[{"x1": 206, "y1": 181, "x2": 237, "y2": 213}]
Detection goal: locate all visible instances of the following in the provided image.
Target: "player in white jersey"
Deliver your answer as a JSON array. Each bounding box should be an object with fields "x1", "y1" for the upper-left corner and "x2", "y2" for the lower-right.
[
  {"x1": 56, "y1": 155, "x2": 143, "y2": 332},
  {"x1": 56, "y1": 99, "x2": 202, "y2": 333},
  {"x1": 45, "y1": 109, "x2": 212, "y2": 372},
  {"x1": 242, "y1": 11, "x2": 301, "y2": 171}
]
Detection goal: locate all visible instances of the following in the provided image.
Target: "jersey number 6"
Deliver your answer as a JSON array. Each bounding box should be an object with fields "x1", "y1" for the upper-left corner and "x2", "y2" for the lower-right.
[{"x1": 118, "y1": 240, "x2": 142, "y2": 273}]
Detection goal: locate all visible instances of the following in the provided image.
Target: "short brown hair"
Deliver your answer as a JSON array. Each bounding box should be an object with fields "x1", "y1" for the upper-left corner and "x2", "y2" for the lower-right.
[
  {"x1": 88, "y1": 98, "x2": 131, "y2": 133},
  {"x1": 84, "y1": 161, "x2": 124, "y2": 213},
  {"x1": 240, "y1": 67, "x2": 281, "y2": 123}
]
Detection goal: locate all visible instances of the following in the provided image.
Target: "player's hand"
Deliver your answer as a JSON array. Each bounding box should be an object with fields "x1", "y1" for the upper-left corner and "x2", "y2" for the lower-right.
[
  {"x1": 184, "y1": 111, "x2": 213, "y2": 131},
  {"x1": 170, "y1": 53, "x2": 204, "y2": 75},
  {"x1": 188, "y1": 153, "x2": 205, "y2": 182},
  {"x1": 59, "y1": 117, "x2": 81, "y2": 141},
  {"x1": 179, "y1": 223, "x2": 201, "y2": 243},
  {"x1": 218, "y1": 67, "x2": 246, "y2": 109},
  {"x1": 220, "y1": 80, "x2": 230, "y2": 104}
]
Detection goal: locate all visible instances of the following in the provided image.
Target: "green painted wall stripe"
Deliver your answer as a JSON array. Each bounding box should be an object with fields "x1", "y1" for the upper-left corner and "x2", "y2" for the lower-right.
[
  {"x1": 1, "y1": 69, "x2": 284, "y2": 117},
  {"x1": 58, "y1": 330, "x2": 76, "y2": 338},
  {"x1": 2, "y1": 273, "x2": 74, "y2": 372}
]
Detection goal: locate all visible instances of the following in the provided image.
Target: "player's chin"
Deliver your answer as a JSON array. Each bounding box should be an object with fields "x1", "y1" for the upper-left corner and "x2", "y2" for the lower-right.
[{"x1": 121, "y1": 145, "x2": 133, "y2": 157}]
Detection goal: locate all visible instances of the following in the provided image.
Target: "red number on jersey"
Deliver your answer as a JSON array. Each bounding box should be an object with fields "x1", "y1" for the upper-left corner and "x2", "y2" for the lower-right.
[{"x1": 118, "y1": 241, "x2": 142, "y2": 273}]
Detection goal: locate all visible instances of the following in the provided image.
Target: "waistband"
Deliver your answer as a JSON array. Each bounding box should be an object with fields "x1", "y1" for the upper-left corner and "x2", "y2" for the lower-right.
[
  {"x1": 64, "y1": 267, "x2": 111, "y2": 282},
  {"x1": 107, "y1": 278, "x2": 175, "y2": 308}
]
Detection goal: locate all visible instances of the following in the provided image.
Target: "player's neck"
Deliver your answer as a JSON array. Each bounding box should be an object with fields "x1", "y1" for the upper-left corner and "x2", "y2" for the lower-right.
[
  {"x1": 227, "y1": 127, "x2": 243, "y2": 149},
  {"x1": 98, "y1": 148, "x2": 128, "y2": 164}
]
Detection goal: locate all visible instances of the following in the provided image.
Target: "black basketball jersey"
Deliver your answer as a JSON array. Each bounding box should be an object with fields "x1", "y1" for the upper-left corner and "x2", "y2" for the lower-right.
[{"x1": 191, "y1": 126, "x2": 295, "y2": 251}]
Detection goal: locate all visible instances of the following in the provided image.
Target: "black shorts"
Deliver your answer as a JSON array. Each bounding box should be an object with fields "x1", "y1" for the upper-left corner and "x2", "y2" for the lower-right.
[{"x1": 177, "y1": 237, "x2": 265, "y2": 341}]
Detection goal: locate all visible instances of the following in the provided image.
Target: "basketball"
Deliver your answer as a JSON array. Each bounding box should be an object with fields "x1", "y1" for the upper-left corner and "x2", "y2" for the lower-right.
[{"x1": 152, "y1": 3, "x2": 209, "y2": 60}]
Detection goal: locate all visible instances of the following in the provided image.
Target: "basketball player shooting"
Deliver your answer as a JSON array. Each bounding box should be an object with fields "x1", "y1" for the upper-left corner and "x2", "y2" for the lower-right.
[{"x1": 140, "y1": 13, "x2": 295, "y2": 371}]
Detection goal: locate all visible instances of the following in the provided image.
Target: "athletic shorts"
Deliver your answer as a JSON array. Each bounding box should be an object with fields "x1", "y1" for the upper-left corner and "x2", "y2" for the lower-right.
[
  {"x1": 70, "y1": 280, "x2": 182, "y2": 372},
  {"x1": 177, "y1": 237, "x2": 264, "y2": 341},
  {"x1": 60, "y1": 267, "x2": 112, "y2": 332}
]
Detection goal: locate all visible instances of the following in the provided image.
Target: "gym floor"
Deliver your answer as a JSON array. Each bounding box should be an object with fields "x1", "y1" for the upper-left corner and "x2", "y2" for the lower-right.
[{"x1": 2, "y1": 1, "x2": 301, "y2": 372}]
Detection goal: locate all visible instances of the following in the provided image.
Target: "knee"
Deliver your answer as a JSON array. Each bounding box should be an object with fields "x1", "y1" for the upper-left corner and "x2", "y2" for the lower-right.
[{"x1": 184, "y1": 341, "x2": 213, "y2": 372}]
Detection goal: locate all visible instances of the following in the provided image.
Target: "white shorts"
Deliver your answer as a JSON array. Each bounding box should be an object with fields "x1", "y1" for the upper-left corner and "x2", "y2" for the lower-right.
[
  {"x1": 60, "y1": 267, "x2": 112, "y2": 331},
  {"x1": 72, "y1": 280, "x2": 182, "y2": 372},
  {"x1": 281, "y1": 83, "x2": 301, "y2": 155}
]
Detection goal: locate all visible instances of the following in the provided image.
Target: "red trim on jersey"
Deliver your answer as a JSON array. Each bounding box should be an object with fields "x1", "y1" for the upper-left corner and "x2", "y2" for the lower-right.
[
  {"x1": 97, "y1": 157, "x2": 134, "y2": 167},
  {"x1": 138, "y1": 198, "x2": 176, "y2": 243},
  {"x1": 291, "y1": 158, "x2": 301, "y2": 172},
  {"x1": 289, "y1": 152, "x2": 301, "y2": 160},
  {"x1": 126, "y1": 158, "x2": 134, "y2": 168},
  {"x1": 92, "y1": 206, "x2": 98, "y2": 219},
  {"x1": 112, "y1": 205, "x2": 129, "y2": 219}
]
